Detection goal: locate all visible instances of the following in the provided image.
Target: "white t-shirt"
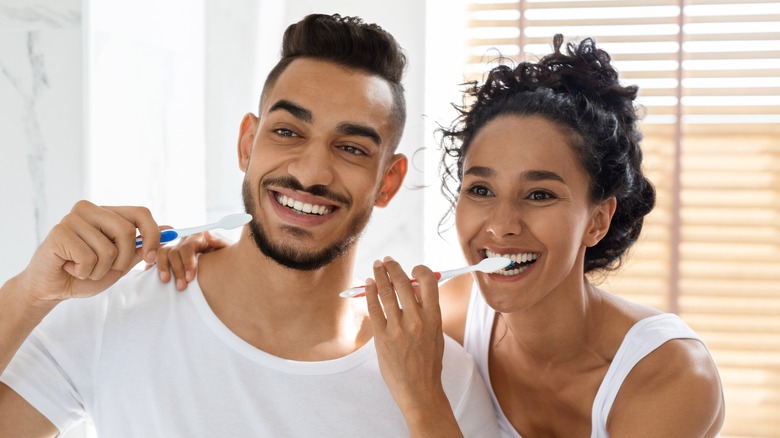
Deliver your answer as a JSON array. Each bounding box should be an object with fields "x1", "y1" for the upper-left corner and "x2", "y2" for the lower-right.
[
  {"x1": 463, "y1": 285, "x2": 710, "y2": 438},
  {"x1": 2, "y1": 269, "x2": 499, "y2": 437}
]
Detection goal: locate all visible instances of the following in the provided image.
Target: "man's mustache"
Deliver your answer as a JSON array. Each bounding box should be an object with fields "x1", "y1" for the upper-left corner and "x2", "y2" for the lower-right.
[{"x1": 262, "y1": 176, "x2": 351, "y2": 206}]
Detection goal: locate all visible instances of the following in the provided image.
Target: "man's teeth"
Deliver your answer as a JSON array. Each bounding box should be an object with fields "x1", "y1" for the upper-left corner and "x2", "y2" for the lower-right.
[
  {"x1": 275, "y1": 194, "x2": 332, "y2": 215},
  {"x1": 485, "y1": 249, "x2": 539, "y2": 275}
]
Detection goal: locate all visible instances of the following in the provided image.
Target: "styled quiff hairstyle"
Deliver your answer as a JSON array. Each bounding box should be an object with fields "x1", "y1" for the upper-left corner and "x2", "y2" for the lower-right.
[
  {"x1": 440, "y1": 34, "x2": 656, "y2": 273},
  {"x1": 260, "y1": 13, "x2": 407, "y2": 150}
]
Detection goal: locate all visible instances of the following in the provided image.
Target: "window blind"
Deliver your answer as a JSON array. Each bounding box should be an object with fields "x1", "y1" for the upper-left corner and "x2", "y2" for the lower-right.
[{"x1": 465, "y1": 1, "x2": 780, "y2": 435}]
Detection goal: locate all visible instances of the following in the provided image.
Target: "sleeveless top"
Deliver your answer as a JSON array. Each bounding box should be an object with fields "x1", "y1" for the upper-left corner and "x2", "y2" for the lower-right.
[{"x1": 463, "y1": 285, "x2": 703, "y2": 438}]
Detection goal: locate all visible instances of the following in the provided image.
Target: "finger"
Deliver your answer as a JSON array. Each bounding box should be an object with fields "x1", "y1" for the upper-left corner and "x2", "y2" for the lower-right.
[
  {"x1": 372, "y1": 260, "x2": 401, "y2": 321},
  {"x1": 167, "y1": 247, "x2": 188, "y2": 291},
  {"x1": 71, "y1": 203, "x2": 154, "y2": 271},
  {"x1": 155, "y1": 246, "x2": 172, "y2": 282},
  {"x1": 364, "y1": 278, "x2": 387, "y2": 330},
  {"x1": 103, "y1": 205, "x2": 160, "y2": 266},
  {"x1": 59, "y1": 213, "x2": 119, "y2": 281},
  {"x1": 179, "y1": 235, "x2": 210, "y2": 282},
  {"x1": 202, "y1": 230, "x2": 231, "y2": 251},
  {"x1": 411, "y1": 264, "x2": 441, "y2": 313},
  {"x1": 69, "y1": 201, "x2": 143, "y2": 273},
  {"x1": 382, "y1": 257, "x2": 420, "y2": 314}
]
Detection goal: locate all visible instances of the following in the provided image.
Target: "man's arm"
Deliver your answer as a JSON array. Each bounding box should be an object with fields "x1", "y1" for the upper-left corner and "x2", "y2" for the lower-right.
[
  {"x1": 0, "y1": 276, "x2": 59, "y2": 437},
  {"x1": 0, "y1": 201, "x2": 161, "y2": 435},
  {"x1": 0, "y1": 383, "x2": 58, "y2": 437}
]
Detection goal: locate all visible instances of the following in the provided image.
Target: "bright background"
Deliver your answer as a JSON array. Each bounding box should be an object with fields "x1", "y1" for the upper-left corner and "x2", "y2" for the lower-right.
[{"x1": 1, "y1": 0, "x2": 778, "y2": 436}]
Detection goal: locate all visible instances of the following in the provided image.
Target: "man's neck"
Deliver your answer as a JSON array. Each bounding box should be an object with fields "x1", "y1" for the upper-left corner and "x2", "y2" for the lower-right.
[{"x1": 196, "y1": 235, "x2": 372, "y2": 361}]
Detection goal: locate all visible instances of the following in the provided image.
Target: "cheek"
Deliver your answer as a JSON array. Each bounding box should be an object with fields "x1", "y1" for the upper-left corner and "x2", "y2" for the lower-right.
[
  {"x1": 344, "y1": 169, "x2": 383, "y2": 205},
  {"x1": 455, "y1": 202, "x2": 482, "y2": 244}
]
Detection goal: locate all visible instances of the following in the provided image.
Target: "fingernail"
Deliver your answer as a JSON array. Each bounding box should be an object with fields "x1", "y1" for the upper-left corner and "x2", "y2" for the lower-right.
[
  {"x1": 383, "y1": 256, "x2": 395, "y2": 262},
  {"x1": 145, "y1": 250, "x2": 157, "y2": 264},
  {"x1": 186, "y1": 270, "x2": 194, "y2": 282},
  {"x1": 373, "y1": 260, "x2": 383, "y2": 268},
  {"x1": 176, "y1": 279, "x2": 185, "y2": 290},
  {"x1": 365, "y1": 278, "x2": 375, "y2": 286},
  {"x1": 160, "y1": 271, "x2": 169, "y2": 282}
]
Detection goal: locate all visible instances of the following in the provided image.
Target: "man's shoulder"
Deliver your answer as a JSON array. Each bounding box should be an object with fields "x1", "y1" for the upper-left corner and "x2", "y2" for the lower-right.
[{"x1": 45, "y1": 267, "x2": 181, "y2": 327}]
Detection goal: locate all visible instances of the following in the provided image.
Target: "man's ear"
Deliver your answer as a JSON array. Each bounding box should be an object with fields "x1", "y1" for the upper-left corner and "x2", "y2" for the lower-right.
[
  {"x1": 584, "y1": 196, "x2": 617, "y2": 247},
  {"x1": 375, "y1": 154, "x2": 408, "y2": 208},
  {"x1": 238, "y1": 113, "x2": 258, "y2": 172}
]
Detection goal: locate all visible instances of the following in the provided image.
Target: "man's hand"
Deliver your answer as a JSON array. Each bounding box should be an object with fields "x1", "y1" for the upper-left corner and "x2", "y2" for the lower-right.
[{"x1": 18, "y1": 200, "x2": 161, "y2": 303}]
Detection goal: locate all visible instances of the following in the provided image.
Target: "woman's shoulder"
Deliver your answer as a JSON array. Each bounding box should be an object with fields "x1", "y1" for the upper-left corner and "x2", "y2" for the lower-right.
[
  {"x1": 439, "y1": 274, "x2": 474, "y2": 345},
  {"x1": 601, "y1": 293, "x2": 724, "y2": 436}
]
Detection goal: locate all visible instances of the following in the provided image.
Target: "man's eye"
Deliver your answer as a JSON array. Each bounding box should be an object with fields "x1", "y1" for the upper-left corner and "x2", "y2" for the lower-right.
[
  {"x1": 340, "y1": 145, "x2": 366, "y2": 156},
  {"x1": 274, "y1": 128, "x2": 296, "y2": 137}
]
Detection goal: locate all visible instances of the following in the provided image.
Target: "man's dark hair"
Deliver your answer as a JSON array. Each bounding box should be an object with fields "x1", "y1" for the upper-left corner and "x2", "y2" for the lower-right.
[{"x1": 260, "y1": 13, "x2": 407, "y2": 150}]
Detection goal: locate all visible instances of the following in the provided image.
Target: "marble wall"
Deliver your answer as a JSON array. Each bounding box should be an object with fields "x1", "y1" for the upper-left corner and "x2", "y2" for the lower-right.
[{"x1": 0, "y1": 0, "x2": 83, "y2": 280}]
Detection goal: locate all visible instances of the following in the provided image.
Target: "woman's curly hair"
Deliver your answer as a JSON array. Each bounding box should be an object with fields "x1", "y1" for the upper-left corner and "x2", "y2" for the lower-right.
[{"x1": 439, "y1": 34, "x2": 656, "y2": 274}]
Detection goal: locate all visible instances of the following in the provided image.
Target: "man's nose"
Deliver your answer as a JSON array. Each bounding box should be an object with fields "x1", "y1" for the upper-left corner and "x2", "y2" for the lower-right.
[{"x1": 286, "y1": 142, "x2": 336, "y2": 188}]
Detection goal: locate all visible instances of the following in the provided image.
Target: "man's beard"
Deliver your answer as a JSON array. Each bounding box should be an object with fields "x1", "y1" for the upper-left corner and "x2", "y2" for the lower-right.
[{"x1": 242, "y1": 177, "x2": 373, "y2": 271}]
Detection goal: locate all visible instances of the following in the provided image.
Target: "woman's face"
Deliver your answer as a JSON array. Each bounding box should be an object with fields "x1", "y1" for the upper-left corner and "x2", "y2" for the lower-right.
[{"x1": 455, "y1": 115, "x2": 613, "y2": 313}]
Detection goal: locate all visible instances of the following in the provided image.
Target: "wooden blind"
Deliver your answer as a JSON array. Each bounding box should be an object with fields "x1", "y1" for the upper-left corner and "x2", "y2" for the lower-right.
[{"x1": 465, "y1": 1, "x2": 780, "y2": 436}]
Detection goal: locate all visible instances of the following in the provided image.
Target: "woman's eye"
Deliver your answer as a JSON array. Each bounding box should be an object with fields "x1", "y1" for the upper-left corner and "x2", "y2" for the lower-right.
[
  {"x1": 466, "y1": 185, "x2": 493, "y2": 197},
  {"x1": 528, "y1": 190, "x2": 555, "y2": 201},
  {"x1": 340, "y1": 145, "x2": 366, "y2": 156}
]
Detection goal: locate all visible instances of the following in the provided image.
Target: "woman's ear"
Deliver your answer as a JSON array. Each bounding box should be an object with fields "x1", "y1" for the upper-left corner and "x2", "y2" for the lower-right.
[
  {"x1": 584, "y1": 197, "x2": 617, "y2": 247},
  {"x1": 238, "y1": 113, "x2": 258, "y2": 172},
  {"x1": 375, "y1": 154, "x2": 408, "y2": 208}
]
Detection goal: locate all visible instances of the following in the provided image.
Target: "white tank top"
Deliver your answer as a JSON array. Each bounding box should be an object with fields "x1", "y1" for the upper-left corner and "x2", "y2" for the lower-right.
[{"x1": 463, "y1": 285, "x2": 703, "y2": 438}]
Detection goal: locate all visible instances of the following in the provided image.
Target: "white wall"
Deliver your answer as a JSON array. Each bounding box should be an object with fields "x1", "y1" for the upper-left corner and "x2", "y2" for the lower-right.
[{"x1": 0, "y1": 0, "x2": 455, "y2": 285}]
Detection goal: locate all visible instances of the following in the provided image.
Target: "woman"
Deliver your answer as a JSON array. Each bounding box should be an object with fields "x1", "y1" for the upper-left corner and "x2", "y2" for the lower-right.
[{"x1": 156, "y1": 35, "x2": 724, "y2": 437}]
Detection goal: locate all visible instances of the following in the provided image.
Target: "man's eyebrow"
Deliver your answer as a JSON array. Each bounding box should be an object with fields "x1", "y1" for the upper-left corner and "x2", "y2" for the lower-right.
[
  {"x1": 336, "y1": 122, "x2": 382, "y2": 147},
  {"x1": 463, "y1": 166, "x2": 566, "y2": 184},
  {"x1": 268, "y1": 100, "x2": 313, "y2": 123}
]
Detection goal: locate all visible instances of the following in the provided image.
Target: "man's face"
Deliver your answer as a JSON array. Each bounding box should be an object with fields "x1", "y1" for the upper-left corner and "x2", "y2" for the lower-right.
[{"x1": 239, "y1": 58, "x2": 404, "y2": 270}]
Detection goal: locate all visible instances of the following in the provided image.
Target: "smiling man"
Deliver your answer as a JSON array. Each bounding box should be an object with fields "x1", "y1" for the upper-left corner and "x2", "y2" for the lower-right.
[{"x1": 0, "y1": 14, "x2": 498, "y2": 437}]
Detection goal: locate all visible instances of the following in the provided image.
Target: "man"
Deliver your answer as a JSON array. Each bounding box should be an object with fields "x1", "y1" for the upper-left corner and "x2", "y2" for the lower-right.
[{"x1": 0, "y1": 14, "x2": 498, "y2": 437}]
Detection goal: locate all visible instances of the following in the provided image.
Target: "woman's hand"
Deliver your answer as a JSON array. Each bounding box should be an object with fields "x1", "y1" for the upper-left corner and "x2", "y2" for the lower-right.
[
  {"x1": 365, "y1": 256, "x2": 463, "y2": 437},
  {"x1": 149, "y1": 231, "x2": 231, "y2": 290}
]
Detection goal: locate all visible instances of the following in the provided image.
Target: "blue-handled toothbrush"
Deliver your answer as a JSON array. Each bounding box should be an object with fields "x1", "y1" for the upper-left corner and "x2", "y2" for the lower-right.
[{"x1": 135, "y1": 213, "x2": 251, "y2": 247}]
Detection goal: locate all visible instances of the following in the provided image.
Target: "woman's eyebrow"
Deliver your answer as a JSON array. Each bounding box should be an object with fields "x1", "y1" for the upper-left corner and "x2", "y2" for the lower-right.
[
  {"x1": 522, "y1": 169, "x2": 566, "y2": 184},
  {"x1": 463, "y1": 166, "x2": 495, "y2": 178},
  {"x1": 463, "y1": 166, "x2": 566, "y2": 184}
]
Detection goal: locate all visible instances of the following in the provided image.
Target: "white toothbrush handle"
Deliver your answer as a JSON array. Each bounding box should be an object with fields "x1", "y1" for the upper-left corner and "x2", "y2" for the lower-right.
[{"x1": 339, "y1": 266, "x2": 472, "y2": 298}]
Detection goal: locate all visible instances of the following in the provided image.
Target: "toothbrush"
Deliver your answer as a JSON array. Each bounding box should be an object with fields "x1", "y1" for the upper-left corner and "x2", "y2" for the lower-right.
[
  {"x1": 340, "y1": 257, "x2": 513, "y2": 298},
  {"x1": 135, "y1": 213, "x2": 252, "y2": 247}
]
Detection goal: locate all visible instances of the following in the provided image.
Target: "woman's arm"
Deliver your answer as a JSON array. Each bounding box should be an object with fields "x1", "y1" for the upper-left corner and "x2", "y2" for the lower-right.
[{"x1": 365, "y1": 257, "x2": 464, "y2": 438}]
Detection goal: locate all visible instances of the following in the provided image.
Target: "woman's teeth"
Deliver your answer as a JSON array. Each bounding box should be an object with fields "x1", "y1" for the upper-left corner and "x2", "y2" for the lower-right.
[
  {"x1": 485, "y1": 249, "x2": 539, "y2": 276},
  {"x1": 275, "y1": 194, "x2": 332, "y2": 215}
]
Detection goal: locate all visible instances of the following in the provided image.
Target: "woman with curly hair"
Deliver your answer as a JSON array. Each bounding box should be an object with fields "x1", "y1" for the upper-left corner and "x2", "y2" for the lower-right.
[
  {"x1": 155, "y1": 35, "x2": 725, "y2": 437},
  {"x1": 365, "y1": 34, "x2": 724, "y2": 437}
]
